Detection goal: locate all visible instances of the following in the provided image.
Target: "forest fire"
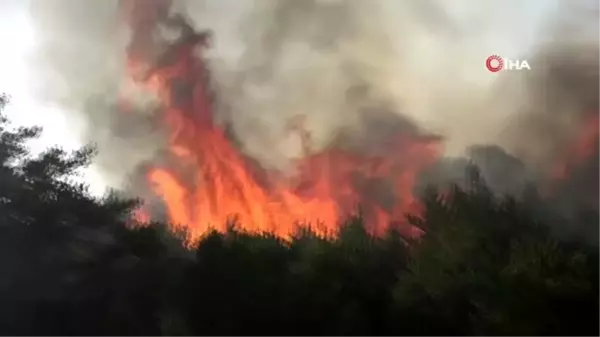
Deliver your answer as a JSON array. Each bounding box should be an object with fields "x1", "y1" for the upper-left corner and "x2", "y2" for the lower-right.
[
  {"x1": 552, "y1": 113, "x2": 599, "y2": 181},
  {"x1": 120, "y1": 0, "x2": 441, "y2": 240}
]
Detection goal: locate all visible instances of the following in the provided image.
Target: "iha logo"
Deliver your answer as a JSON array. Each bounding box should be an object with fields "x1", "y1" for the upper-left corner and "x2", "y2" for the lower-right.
[{"x1": 485, "y1": 55, "x2": 531, "y2": 73}]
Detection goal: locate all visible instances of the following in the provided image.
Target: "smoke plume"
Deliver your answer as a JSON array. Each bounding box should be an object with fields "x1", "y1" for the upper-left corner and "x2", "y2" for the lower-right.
[
  {"x1": 26, "y1": 0, "x2": 599, "y2": 237},
  {"x1": 31, "y1": 0, "x2": 548, "y2": 174}
]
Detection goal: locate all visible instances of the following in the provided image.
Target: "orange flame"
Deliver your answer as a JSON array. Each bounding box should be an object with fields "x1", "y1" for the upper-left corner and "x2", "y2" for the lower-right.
[
  {"x1": 121, "y1": 0, "x2": 441, "y2": 241},
  {"x1": 552, "y1": 113, "x2": 599, "y2": 181}
]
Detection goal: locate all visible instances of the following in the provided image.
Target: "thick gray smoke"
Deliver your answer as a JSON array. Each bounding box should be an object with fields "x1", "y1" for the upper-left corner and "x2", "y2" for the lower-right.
[
  {"x1": 27, "y1": 0, "x2": 598, "y2": 209},
  {"x1": 187, "y1": 0, "x2": 595, "y2": 168},
  {"x1": 28, "y1": 0, "x2": 166, "y2": 191}
]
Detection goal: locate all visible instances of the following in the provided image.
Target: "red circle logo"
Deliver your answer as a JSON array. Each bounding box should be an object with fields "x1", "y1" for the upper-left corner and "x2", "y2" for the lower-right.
[{"x1": 485, "y1": 55, "x2": 504, "y2": 73}]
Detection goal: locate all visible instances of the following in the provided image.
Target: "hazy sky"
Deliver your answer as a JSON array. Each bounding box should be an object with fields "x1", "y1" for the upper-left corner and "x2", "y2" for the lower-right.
[
  {"x1": 0, "y1": 0, "x2": 558, "y2": 139},
  {"x1": 0, "y1": 0, "x2": 561, "y2": 195},
  {"x1": 0, "y1": 0, "x2": 81, "y2": 153}
]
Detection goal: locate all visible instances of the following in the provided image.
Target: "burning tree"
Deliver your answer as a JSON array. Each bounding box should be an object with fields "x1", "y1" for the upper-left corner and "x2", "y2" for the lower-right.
[{"x1": 121, "y1": 0, "x2": 442, "y2": 242}]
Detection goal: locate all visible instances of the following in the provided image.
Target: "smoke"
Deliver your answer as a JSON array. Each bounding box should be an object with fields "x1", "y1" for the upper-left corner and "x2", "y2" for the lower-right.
[
  {"x1": 27, "y1": 0, "x2": 598, "y2": 205},
  {"x1": 28, "y1": 0, "x2": 166, "y2": 190},
  {"x1": 183, "y1": 0, "x2": 566, "y2": 167}
]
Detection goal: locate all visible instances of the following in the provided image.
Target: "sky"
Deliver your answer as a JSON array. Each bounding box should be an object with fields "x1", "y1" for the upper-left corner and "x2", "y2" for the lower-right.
[
  {"x1": 0, "y1": 0, "x2": 79, "y2": 152},
  {"x1": 0, "y1": 0, "x2": 107, "y2": 194},
  {"x1": 0, "y1": 0, "x2": 91, "y2": 195},
  {"x1": 0, "y1": 0, "x2": 563, "y2": 196}
]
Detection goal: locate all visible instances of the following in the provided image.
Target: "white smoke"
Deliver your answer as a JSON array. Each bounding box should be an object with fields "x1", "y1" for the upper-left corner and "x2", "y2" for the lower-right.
[
  {"x1": 183, "y1": 0, "x2": 562, "y2": 166},
  {"x1": 26, "y1": 0, "x2": 598, "y2": 191},
  {"x1": 28, "y1": 0, "x2": 165, "y2": 190}
]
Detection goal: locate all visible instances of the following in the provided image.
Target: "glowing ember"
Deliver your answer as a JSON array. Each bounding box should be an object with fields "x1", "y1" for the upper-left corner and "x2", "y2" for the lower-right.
[{"x1": 121, "y1": 0, "x2": 441, "y2": 241}]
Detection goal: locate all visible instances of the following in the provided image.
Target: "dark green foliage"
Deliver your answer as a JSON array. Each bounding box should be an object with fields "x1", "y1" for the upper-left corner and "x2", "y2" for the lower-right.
[
  {"x1": 0, "y1": 98, "x2": 597, "y2": 335},
  {"x1": 393, "y1": 169, "x2": 598, "y2": 335}
]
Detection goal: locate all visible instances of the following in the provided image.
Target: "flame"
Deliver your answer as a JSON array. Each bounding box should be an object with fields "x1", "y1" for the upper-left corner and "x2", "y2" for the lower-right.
[
  {"x1": 551, "y1": 113, "x2": 600, "y2": 181},
  {"x1": 121, "y1": 0, "x2": 441, "y2": 241}
]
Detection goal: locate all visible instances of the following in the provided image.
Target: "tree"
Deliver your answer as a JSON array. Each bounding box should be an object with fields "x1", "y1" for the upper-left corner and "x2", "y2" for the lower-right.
[
  {"x1": 0, "y1": 96, "x2": 597, "y2": 335},
  {"x1": 0, "y1": 95, "x2": 172, "y2": 334},
  {"x1": 392, "y1": 167, "x2": 599, "y2": 335}
]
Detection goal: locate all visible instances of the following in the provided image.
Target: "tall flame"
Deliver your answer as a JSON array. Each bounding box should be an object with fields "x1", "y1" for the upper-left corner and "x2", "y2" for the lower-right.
[{"x1": 120, "y1": 0, "x2": 440, "y2": 241}]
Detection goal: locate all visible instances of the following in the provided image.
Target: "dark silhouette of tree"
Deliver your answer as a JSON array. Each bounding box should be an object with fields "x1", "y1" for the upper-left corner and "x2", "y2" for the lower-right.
[
  {"x1": 0, "y1": 95, "x2": 173, "y2": 335},
  {"x1": 0, "y1": 95, "x2": 597, "y2": 335},
  {"x1": 393, "y1": 167, "x2": 598, "y2": 335}
]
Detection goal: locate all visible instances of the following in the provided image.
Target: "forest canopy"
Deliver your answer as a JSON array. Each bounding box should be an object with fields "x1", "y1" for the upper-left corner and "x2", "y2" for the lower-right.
[{"x1": 0, "y1": 95, "x2": 598, "y2": 335}]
